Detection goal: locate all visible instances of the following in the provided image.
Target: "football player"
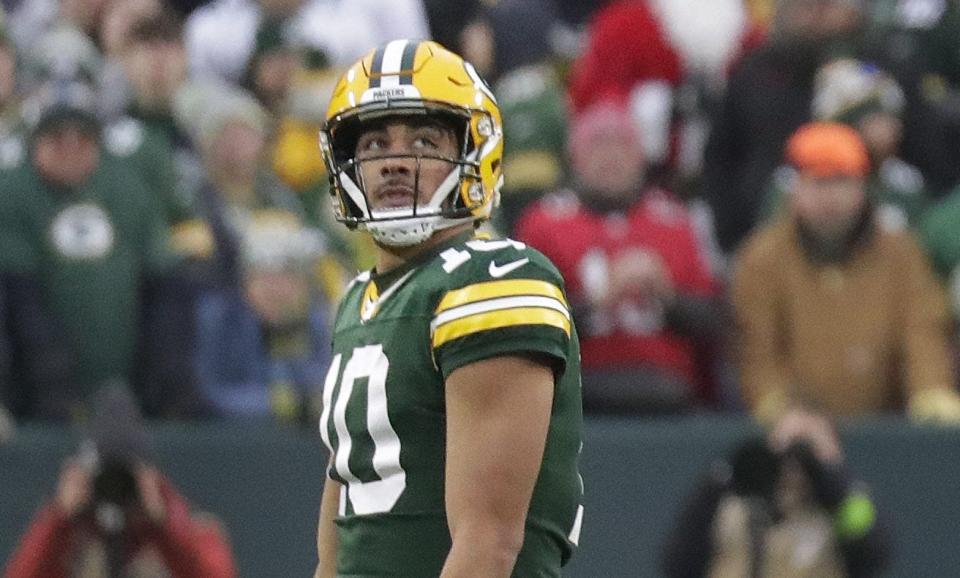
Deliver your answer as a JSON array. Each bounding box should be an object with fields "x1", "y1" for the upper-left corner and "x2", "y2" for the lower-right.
[{"x1": 313, "y1": 39, "x2": 583, "y2": 577}]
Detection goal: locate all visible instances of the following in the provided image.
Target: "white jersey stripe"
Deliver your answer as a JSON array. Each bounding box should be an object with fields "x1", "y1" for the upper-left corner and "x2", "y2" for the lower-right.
[{"x1": 430, "y1": 295, "x2": 569, "y2": 333}]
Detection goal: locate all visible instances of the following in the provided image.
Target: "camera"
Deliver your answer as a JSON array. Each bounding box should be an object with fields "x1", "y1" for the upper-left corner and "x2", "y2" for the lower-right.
[
  {"x1": 730, "y1": 437, "x2": 781, "y2": 500},
  {"x1": 92, "y1": 458, "x2": 139, "y2": 508}
]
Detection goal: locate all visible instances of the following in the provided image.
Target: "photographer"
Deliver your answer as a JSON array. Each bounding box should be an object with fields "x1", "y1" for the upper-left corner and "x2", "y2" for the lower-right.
[
  {"x1": 662, "y1": 407, "x2": 890, "y2": 578},
  {"x1": 3, "y1": 386, "x2": 236, "y2": 578}
]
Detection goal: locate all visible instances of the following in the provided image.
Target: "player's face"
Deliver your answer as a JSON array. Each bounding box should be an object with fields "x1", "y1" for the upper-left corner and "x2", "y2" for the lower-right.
[{"x1": 354, "y1": 119, "x2": 460, "y2": 212}]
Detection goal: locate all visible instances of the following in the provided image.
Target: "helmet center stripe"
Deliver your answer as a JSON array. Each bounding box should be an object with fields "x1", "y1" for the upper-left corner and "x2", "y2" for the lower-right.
[{"x1": 377, "y1": 39, "x2": 410, "y2": 89}]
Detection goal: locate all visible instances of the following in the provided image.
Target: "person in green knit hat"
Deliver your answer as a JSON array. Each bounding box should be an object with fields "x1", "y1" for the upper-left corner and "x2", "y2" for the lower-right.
[
  {"x1": 0, "y1": 78, "x2": 173, "y2": 419},
  {"x1": 762, "y1": 57, "x2": 930, "y2": 230}
]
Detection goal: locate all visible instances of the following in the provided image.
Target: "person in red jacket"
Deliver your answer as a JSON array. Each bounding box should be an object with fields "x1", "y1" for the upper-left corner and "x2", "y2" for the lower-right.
[
  {"x1": 516, "y1": 99, "x2": 724, "y2": 413},
  {"x1": 3, "y1": 385, "x2": 236, "y2": 578}
]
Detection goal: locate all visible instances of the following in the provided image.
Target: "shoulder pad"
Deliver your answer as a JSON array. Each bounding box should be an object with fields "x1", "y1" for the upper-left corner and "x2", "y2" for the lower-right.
[{"x1": 433, "y1": 237, "x2": 565, "y2": 289}]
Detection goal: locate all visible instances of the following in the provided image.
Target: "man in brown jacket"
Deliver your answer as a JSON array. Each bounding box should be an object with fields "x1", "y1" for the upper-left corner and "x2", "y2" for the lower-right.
[{"x1": 732, "y1": 122, "x2": 960, "y2": 422}]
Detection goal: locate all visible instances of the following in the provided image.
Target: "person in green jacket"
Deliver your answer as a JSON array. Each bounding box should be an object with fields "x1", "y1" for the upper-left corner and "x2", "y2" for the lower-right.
[{"x1": 0, "y1": 83, "x2": 173, "y2": 418}]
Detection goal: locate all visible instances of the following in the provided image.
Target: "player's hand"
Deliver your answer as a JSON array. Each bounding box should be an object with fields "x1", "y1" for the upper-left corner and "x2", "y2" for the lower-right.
[
  {"x1": 56, "y1": 458, "x2": 94, "y2": 517},
  {"x1": 135, "y1": 463, "x2": 166, "y2": 523},
  {"x1": 607, "y1": 249, "x2": 675, "y2": 304},
  {"x1": 769, "y1": 407, "x2": 843, "y2": 465}
]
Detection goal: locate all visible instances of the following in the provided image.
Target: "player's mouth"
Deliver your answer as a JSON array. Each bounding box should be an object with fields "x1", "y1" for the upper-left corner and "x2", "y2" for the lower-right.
[{"x1": 375, "y1": 184, "x2": 418, "y2": 209}]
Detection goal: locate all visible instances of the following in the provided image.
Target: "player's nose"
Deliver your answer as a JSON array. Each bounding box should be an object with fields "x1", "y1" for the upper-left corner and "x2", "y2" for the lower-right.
[{"x1": 377, "y1": 152, "x2": 415, "y2": 177}]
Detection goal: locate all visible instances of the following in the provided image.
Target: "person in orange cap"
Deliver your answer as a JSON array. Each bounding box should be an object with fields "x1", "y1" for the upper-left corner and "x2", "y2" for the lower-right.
[{"x1": 730, "y1": 121, "x2": 960, "y2": 424}]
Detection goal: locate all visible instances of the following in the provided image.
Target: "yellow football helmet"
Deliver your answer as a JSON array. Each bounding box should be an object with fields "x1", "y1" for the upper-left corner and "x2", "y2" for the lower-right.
[{"x1": 319, "y1": 39, "x2": 503, "y2": 246}]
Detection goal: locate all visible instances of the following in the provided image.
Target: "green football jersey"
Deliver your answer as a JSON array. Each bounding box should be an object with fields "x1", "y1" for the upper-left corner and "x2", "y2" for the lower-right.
[{"x1": 320, "y1": 232, "x2": 583, "y2": 577}]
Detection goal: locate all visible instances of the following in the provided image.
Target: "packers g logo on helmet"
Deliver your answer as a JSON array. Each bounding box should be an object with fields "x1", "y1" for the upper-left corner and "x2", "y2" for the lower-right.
[{"x1": 319, "y1": 39, "x2": 504, "y2": 247}]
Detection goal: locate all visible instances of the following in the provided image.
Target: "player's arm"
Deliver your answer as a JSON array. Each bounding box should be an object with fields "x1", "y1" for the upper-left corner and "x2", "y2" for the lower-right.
[
  {"x1": 440, "y1": 354, "x2": 554, "y2": 578},
  {"x1": 314, "y1": 464, "x2": 341, "y2": 578}
]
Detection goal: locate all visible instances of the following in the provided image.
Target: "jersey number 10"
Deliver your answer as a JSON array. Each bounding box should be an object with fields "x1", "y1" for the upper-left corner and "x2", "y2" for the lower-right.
[{"x1": 319, "y1": 345, "x2": 407, "y2": 515}]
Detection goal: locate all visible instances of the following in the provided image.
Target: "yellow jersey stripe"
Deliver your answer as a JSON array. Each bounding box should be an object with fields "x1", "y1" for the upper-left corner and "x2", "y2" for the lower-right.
[
  {"x1": 436, "y1": 279, "x2": 567, "y2": 313},
  {"x1": 432, "y1": 306, "x2": 571, "y2": 349}
]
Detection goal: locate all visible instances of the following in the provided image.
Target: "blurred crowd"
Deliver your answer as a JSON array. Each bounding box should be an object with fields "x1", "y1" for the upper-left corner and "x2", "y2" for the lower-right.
[{"x1": 1, "y1": 0, "x2": 960, "y2": 434}]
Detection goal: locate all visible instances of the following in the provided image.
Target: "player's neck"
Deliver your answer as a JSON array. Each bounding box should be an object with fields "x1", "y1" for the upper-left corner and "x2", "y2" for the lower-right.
[{"x1": 375, "y1": 225, "x2": 473, "y2": 274}]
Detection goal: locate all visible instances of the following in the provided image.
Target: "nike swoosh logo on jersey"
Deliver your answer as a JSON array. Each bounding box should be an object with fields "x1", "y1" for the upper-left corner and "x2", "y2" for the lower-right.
[{"x1": 488, "y1": 258, "x2": 530, "y2": 278}]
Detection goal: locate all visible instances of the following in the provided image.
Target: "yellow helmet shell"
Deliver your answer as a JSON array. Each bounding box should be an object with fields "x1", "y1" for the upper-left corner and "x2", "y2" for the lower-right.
[{"x1": 319, "y1": 39, "x2": 503, "y2": 245}]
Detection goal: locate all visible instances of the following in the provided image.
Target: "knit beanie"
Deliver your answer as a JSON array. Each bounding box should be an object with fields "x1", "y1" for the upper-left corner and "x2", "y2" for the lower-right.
[
  {"x1": 174, "y1": 81, "x2": 267, "y2": 153},
  {"x1": 813, "y1": 58, "x2": 905, "y2": 125}
]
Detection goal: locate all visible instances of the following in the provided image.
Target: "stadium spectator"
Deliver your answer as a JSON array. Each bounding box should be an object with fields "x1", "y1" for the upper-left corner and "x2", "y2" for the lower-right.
[
  {"x1": 241, "y1": 16, "x2": 307, "y2": 119},
  {"x1": 467, "y1": 0, "x2": 568, "y2": 236},
  {"x1": 194, "y1": 211, "x2": 333, "y2": 422},
  {"x1": 176, "y1": 83, "x2": 309, "y2": 272},
  {"x1": 107, "y1": 12, "x2": 201, "y2": 227},
  {"x1": 663, "y1": 406, "x2": 890, "y2": 578},
  {"x1": 173, "y1": 85, "x2": 345, "y2": 418},
  {"x1": 420, "y1": 0, "x2": 482, "y2": 59},
  {"x1": 236, "y1": 16, "x2": 363, "y2": 269},
  {"x1": 92, "y1": 0, "x2": 161, "y2": 117},
  {"x1": 703, "y1": 0, "x2": 866, "y2": 255},
  {"x1": 646, "y1": 0, "x2": 756, "y2": 190},
  {"x1": 516, "y1": 100, "x2": 723, "y2": 413},
  {"x1": 184, "y1": 0, "x2": 428, "y2": 85},
  {"x1": 860, "y1": 0, "x2": 960, "y2": 195},
  {"x1": 764, "y1": 57, "x2": 929, "y2": 228},
  {"x1": 732, "y1": 122, "x2": 960, "y2": 422},
  {"x1": 0, "y1": 64, "x2": 180, "y2": 419},
  {"x1": 4, "y1": 0, "x2": 159, "y2": 58},
  {"x1": 567, "y1": 0, "x2": 682, "y2": 172},
  {"x1": 0, "y1": 35, "x2": 84, "y2": 421},
  {"x1": 3, "y1": 384, "x2": 236, "y2": 578}
]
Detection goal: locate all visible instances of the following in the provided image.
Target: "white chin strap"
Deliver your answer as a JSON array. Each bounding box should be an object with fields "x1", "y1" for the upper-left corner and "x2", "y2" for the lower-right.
[
  {"x1": 367, "y1": 215, "x2": 443, "y2": 247},
  {"x1": 362, "y1": 165, "x2": 469, "y2": 247}
]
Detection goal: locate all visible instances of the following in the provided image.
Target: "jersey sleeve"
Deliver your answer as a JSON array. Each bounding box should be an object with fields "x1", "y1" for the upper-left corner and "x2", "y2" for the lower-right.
[{"x1": 430, "y1": 241, "x2": 573, "y2": 379}]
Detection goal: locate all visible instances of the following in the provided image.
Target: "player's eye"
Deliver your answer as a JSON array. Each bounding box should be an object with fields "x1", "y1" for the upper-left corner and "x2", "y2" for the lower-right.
[
  {"x1": 412, "y1": 135, "x2": 439, "y2": 150},
  {"x1": 356, "y1": 134, "x2": 387, "y2": 155}
]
